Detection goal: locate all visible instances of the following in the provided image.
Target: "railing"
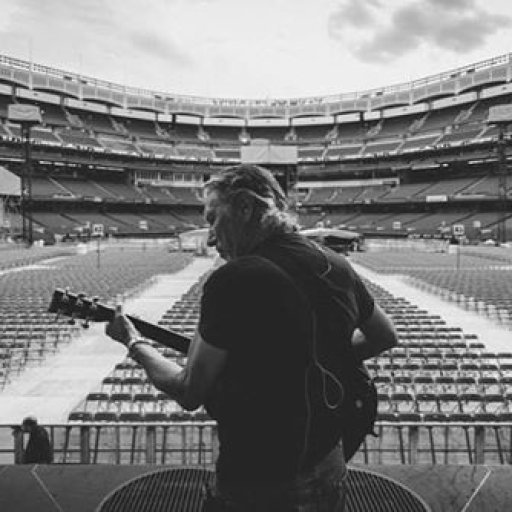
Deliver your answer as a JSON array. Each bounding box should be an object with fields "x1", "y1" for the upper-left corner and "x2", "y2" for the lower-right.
[
  {"x1": 2, "y1": 421, "x2": 512, "y2": 466},
  {"x1": 1, "y1": 422, "x2": 218, "y2": 466},
  {"x1": 0, "y1": 52, "x2": 511, "y2": 107}
]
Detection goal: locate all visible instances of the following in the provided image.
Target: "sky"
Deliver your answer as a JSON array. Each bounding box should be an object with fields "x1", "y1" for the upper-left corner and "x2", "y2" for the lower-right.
[{"x1": 0, "y1": 0, "x2": 512, "y2": 101}]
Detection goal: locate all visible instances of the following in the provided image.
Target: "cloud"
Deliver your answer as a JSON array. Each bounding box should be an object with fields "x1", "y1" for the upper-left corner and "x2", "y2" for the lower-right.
[
  {"x1": 328, "y1": 0, "x2": 512, "y2": 63},
  {"x1": 128, "y1": 31, "x2": 193, "y2": 68},
  {"x1": 328, "y1": 0, "x2": 380, "y2": 37},
  {"x1": 0, "y1": 0, "x2": 194, "y2": 74},
  {"x1": 4, "y1": 0, "x2": 116, "y2": 31},
  {"x1": 427, "y1": 0, "x2": 474, "y2": 10}
]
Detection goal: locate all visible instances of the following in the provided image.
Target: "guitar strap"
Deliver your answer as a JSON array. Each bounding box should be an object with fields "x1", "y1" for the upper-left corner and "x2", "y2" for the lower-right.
[
  {"x1": 255, "y1": 238, "x2": 377, "y2": 465},
  {"x1": 254, "y1": 241, "x2": 354, "y2": 466}
]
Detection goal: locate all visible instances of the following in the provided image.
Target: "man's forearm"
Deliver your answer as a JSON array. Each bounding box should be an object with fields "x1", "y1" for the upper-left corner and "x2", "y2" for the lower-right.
[{"x1": 130, "y1": 344, "x2": 187, "y2": 404}]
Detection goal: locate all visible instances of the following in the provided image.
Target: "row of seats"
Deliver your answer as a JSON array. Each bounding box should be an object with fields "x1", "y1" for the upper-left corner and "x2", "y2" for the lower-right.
[
  {"x1": 0, "y1": 246, "x2": 76, "y2": 271},
  {"x1": 303, "y1": 175, "x2": 509, "y2": 206},
  {"x1": 2, "y1": 92, "x2": 509, "y2": 146},
  {"x1": 406, "y1": 270, "x2": 512, "y2": 321},
  {"x1": 0, "y1": 247, "x2": 193, "y2": 389}
]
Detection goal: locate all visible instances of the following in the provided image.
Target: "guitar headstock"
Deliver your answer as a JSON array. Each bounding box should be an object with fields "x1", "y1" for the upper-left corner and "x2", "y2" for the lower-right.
[{"x1": 48, "y1": 288, "x2": 110, "y2": 326}]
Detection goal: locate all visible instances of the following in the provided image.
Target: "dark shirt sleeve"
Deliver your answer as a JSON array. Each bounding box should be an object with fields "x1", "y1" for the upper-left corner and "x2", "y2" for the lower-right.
[
  {"x1": 199, "y1": 259, "x2": 258, "y2": 351},
  {"x1": 353, "y1": 270, "x2": 375, "y2": 325},
  {"x1": 199, "y1": 257, "x2": 286, "y2": 352}
]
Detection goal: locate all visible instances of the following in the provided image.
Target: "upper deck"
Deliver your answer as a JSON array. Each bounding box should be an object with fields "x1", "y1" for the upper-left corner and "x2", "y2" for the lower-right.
[{"x1": 1, "y1": 53, "x2": 511, "y2": 119}]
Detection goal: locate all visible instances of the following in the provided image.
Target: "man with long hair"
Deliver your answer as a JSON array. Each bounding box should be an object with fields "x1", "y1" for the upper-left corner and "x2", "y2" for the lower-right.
[{"x1": 106, "y1": 164, "x2": 397, "y2": 511}]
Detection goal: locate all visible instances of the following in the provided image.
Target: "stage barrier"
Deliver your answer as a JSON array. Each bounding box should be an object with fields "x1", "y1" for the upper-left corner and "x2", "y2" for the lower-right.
[{"x1": 2, "y1": 420, "x2": 512, "y2": 466}]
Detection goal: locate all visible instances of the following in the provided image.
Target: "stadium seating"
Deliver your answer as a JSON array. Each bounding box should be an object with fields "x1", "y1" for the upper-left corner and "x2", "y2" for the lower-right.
[
  {"x1": 31, "y1": 212, "x2": 79, "y2": 234},
  {"x1": 416, "y1": 177, "x2": 480, "y2": 198},
  {"x1": 378, "y1": 182, "x2": 433, "y2": 202},
  {"x1": 377, "y1": 115, "x2": 419, "y2": 138},
  {"x1": 138, "y1": 186, "x2": 175, "y2": 204},
  {"x1": 29, "y1": 127, "x2": 61, "y2": 145},
  {"x1": 247, "y1": 126, "x2": 288, "y2": 142},
  {"x1": 362, "y1": 139, "x2": 402, "y2": 156},
  {"x1": 56, "y1": 128, "x2": 102, "y2": 148},
  {"x1": 352, "y1": 250, "x2": 512, "y2": 322},
  {"x1": 64, "y1": 251, "x2": 512, "y2": 436},
  {"x1": 164, "y1": 123, "x2": 199, "y2": 141},
  {"x1": 98, "y1": 135, "x2": 140, "y2": 154},
  {"x1": 399, "y1": 133, "x2": 441, "y2": 151},
  {"x1": 49, "y1": 178, "x2": 114, "y2": 200},
  {"x1": 0, "y1": 247, "x2": 192, "y2": 388},
  {"x1": 175, "y1": 144, "x2": 214, "y2": 159},
  {"x1": 118, "y1": 118, "x2": 159, "y2": 140},
  {"x1": 31, "y1": 177, "x2": 73, "y2": 199},
  {"x1": 298, "y1": 146, "x2": 326, "y2": 160},
  {"x1": 294, "y1": 124, "x2": 331, "y2": 142},
  {"x1": 138, "y1": 141, "x2": 177, "y2": 157},
  {"x1": 302, "y1": 188, "x2": 336, "y2": 204},
  {"x1": 324, "y1": 144, "x2": 362, "y2": 159},
  {"x1": 458, "y1": 175, "x2": 502, "y2": 197},
  {"x1": 206, "y1": 125, "x2": 242, "y2": 142},
  {"x1": 92, "y1": 181, "x2": 145, "y2": 202},
  {"x1": 214, "y1": 146, "x2": 241, "y2": 160},
  {"x1": 78, "y1": 111, "x2": 118, "y2": 135},
  {"x1": 416, "y1": 105, "x2": 463, "y2": 133},
  {"x1": 40, "y1": 104, "x2": 70, "y2": 127}
]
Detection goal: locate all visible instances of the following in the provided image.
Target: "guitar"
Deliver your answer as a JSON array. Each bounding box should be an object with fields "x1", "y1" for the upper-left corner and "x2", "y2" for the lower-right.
[
  {"x1": 48, "y1": 288, "x2": 191, "y2": 355},
  {"x1": 49, "y1": 289, "x2": 377, "y2": 461}
]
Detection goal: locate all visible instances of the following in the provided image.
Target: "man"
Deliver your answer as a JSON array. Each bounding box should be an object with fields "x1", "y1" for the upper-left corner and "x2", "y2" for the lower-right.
[
  {"x1": 20, "y1": 416, "x2": 53, "y2": 464},
  {"x1": 106, "y1": 164, "x2": 398, "y2": 511}
]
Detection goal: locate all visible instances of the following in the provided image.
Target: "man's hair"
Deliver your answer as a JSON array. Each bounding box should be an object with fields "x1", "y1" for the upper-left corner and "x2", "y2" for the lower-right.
[
  {"x1": 22, "y1": 416, "x2": 37, "y2": 427},
  {"x1": 204, "y1": 164, "x2": 298, "y2": 234}
]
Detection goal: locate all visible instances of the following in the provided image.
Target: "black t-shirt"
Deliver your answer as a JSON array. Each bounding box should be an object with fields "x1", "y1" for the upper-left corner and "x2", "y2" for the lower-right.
[{"x1": 199, "y1": 232, "x2": 374, "y2": 484}]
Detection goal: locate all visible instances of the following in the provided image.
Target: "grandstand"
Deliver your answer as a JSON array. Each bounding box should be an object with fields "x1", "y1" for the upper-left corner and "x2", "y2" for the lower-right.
[
  {"x1": 1, "y1": 51, "x2": 512, "y2": 510},
  {"x1": 0, "y1": 52, "x2": 511, "y2": 244}
]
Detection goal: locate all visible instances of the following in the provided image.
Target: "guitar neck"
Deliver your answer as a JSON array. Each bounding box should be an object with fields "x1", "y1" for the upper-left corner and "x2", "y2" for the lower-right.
[
  {"x1": 126, "y1": 314, "x2": 191, "y2": 355},
  {"x1": 48, "y1": 288, "x2": 192, "y2": 355}
]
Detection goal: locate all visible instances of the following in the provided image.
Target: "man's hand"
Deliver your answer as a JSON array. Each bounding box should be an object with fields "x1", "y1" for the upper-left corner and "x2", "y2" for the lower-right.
[{"x1": 105, "y1": 304, "x2": 140, "y2": 346}]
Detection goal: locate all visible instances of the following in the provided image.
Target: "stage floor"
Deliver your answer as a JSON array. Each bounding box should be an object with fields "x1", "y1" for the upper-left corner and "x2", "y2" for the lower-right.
[{"x1": 1, "y1": 464, "x2": 511, "y2": 511}]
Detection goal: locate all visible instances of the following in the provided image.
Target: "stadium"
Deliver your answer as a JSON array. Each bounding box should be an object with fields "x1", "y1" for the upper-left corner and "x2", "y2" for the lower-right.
[{"x1": 0, "y1": 11, "x2": 512, "y2": 510}]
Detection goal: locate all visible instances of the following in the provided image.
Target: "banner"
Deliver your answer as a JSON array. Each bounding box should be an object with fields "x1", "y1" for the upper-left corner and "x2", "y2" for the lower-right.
[
  {"x1": 241, "y1": 144, "x2": 298, "y2": 164},
  {"x1": 488, "y1": 105, "x2": 512, "y2": 123},
  {"x1": 0, "y1": 166, "x2": 21, "y2": 196},
  {"x1": 7, "y1": 104, "x2": 42, "y2": 124}
]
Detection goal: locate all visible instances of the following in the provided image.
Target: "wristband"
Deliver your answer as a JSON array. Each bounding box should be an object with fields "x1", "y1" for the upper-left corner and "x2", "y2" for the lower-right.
[{"x1": 126, "y1": 337, "x2": 151, "y2": 356}]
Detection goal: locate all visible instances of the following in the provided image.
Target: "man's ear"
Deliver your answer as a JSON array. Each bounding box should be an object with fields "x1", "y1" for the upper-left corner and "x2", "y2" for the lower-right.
[{"x1": 232, "y1": 191, "x2": 255, "y2": 222}]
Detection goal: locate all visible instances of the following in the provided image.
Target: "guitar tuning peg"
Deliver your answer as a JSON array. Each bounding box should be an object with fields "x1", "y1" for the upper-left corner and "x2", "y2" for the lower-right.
[
  {"x1": 67, "y1": 307, "x2": 77, "y2": 325},
  {"x1": 90, "y1": 297, "x2": 99, "y2": 315}
]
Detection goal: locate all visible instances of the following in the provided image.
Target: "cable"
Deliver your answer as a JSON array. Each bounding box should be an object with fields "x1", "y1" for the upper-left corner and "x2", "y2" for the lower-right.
[{"x1": 296, "y1": 240, "x2": 348, "y2": 470}]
